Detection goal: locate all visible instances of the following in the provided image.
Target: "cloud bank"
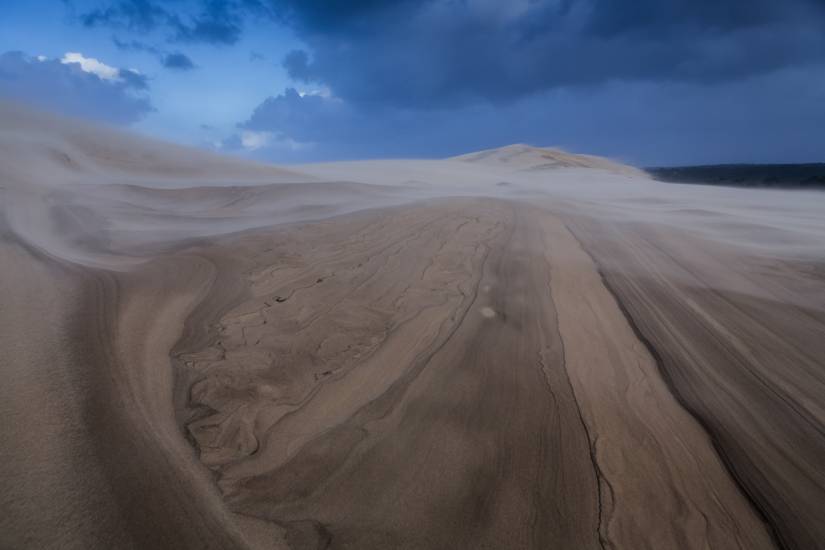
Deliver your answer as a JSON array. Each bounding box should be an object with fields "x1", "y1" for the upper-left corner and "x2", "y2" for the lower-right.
[
  {"x1": 275, "y1": 0, "x2": 825, "y2": 106},
  {"x1": 81, "y1": 0, "x2": 245, "y2": 45},
  {"x1": 79, "y1": 0, "x2": 825, "y2": 105}
]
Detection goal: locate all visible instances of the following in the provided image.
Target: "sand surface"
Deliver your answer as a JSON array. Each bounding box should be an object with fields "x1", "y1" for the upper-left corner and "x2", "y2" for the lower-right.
[{"x1": 1, "y1": 102, "x2": 824, "y2": 549}]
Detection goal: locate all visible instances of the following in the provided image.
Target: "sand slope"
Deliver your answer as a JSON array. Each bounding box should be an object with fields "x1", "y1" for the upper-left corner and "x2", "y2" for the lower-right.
[{"x1": 2, "y1": 103, "x2": 824, "y2": 549}]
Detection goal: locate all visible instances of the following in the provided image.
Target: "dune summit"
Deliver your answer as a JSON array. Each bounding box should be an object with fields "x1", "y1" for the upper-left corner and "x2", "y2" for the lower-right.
[
  {"x1": 451, "y1": 143, "x2": 649, "y2": 178},
  {"x1": 1, "y1": 102, "x2": 824, "y2": 550}
]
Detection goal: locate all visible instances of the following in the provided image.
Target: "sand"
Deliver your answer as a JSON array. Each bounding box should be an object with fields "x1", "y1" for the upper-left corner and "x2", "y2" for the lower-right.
[{"x1": 1, "y1": 101, "x2": 823, "y2": 549}]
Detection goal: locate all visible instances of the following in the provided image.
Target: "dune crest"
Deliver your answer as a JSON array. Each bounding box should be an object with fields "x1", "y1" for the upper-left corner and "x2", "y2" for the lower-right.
[{"x1": 451, "y1": 143, "x2": 648, "y2": 178}]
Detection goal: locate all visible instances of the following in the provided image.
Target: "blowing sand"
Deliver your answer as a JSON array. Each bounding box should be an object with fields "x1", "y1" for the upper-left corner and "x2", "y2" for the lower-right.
[{"x1": 1, "y1": 102, "x2": 824, "y2": 549}]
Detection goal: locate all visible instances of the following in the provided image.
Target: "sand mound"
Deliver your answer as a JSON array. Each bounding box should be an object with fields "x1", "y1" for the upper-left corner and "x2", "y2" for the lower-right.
[{"x1": 451, "y1": 143, "x2": 647, "y2": 178}]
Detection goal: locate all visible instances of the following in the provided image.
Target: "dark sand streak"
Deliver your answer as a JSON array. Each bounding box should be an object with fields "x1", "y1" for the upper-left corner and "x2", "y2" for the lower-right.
[{"x1": 563, "y1": 222, "x2": 786, "y2": 550}]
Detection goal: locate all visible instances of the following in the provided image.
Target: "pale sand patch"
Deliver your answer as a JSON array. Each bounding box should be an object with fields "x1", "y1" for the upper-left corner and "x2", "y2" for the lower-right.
[{"x1": 479, "y1": 306, "x2": 496, "y2": 318}]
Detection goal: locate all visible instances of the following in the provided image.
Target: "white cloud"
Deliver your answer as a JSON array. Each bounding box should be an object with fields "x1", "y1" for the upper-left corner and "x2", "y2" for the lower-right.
[
  {"x1": 61, "y1": 52, "x2": 120, "y2": 81},
  {"x1": 220, "y1": 129, "x2": 314, "y2": 156},
  {"x1": 0, "y1": 51, "x2": 152, "y2": 125},
  {"x1": 240, "y1": 130, "x2": 273, "y2": 150},
  {"x1": 297, "y1": 87, "x2": 332, "y2": 99}
]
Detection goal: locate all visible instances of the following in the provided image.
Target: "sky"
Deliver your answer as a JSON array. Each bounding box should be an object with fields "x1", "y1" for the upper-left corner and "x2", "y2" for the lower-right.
[{"x1": 1, "y1": 0, "x2": 824, "y2": 166}]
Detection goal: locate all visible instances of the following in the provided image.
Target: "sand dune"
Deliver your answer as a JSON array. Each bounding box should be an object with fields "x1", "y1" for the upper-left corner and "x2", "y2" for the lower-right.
[
  {"x1": 451, "y1": 143, "x2": 648, "y2": 178},
  {"x1": 1, "y1": 103, "x2": 824, "y2": 549}
]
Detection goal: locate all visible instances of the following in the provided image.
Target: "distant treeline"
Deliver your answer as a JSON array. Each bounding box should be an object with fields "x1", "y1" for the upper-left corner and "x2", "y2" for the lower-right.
[{"x1": 647, "y1": 164, "x2": 825, "y2": 189}]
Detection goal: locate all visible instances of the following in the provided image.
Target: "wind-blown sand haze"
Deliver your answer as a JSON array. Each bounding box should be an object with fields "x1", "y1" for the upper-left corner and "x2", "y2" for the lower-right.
[{"x1": 1, "y1": 102, "x2": 824, "y2": 549}]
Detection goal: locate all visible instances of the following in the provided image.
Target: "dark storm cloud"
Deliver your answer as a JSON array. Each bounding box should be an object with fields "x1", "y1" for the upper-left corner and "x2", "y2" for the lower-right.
[
  {"x1": 275, "y1": 0, "x2": 825, "y2": 106},
  {"x1": 161, "y1": 52, "x2": 196, "y2": 70},
  {"x1": 113, "y1": 38, "x2": 197, "y2": 71},
  {"x1": 237, "y1": 86, "x2": 443, "y2": 160},
  {"x1": 582, "y1": 0, "x2": 820, "y2": 35},
  {"x1": 112, "y1": 37, "x2": 159, "y2": 54},
  {"x1": 78, "y1": 0, "x2": 825, "y2": 105},
  {"x1": 281, "y1": 50, "x2": 310, "y2": 80},
  {"x1": 243, "y1": 88, "x2": 358, "y2": 142},
  {"x1": 259, "y1": 0, "x2": 414, "y2": 32},
  {"x1": 171, "y1": 0, "x2": 243, "y2": 44},
  {"x1": 80, "y1": 0, "x2": 168, "y2": 32},
  {"x1": 117, "y1": 67, "x2": 149, "y2": 88},
  {"x1": 0, "y1": 51, "x2": 153, "y2": 124},
  {"x1": 239, "y1": 68, "x2": 825, "y2": 166},
  {"x1": 81, "y1": 0, "x2": 243, "y2": 45}
]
